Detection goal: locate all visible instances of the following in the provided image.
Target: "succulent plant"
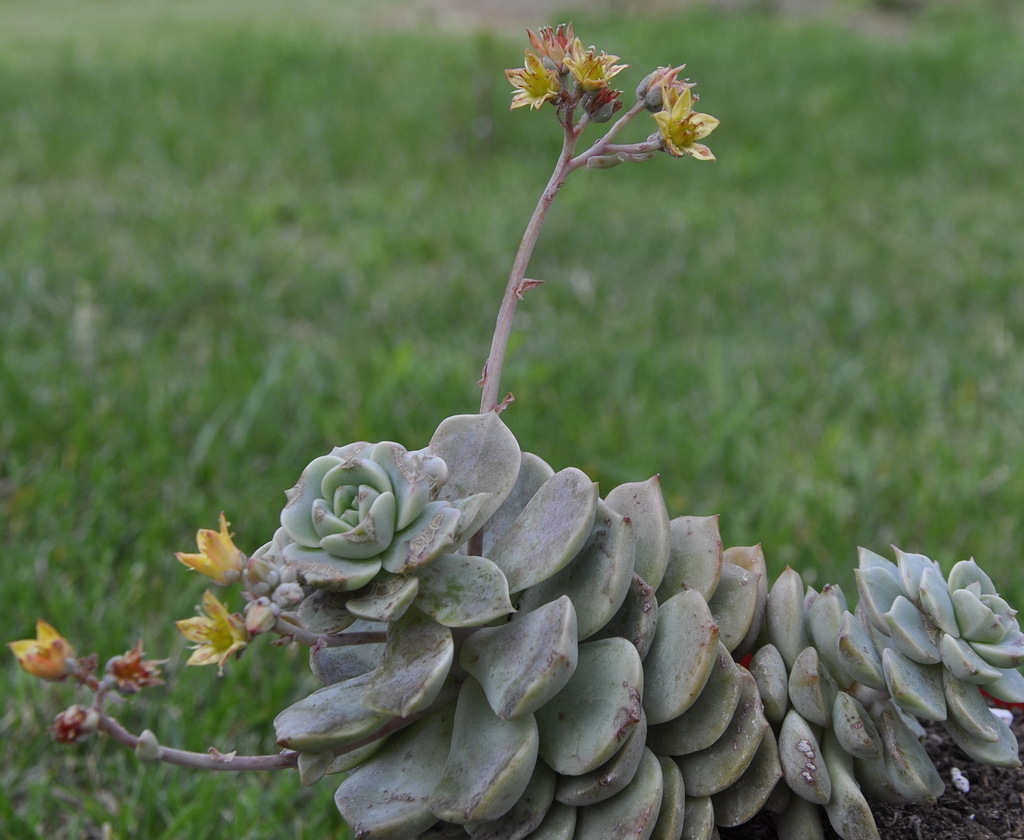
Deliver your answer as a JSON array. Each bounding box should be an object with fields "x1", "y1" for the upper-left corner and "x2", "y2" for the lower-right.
[
  {"x1": 261, "y1": 411, "x2": 1024, "y2": 840},
  {"x1": 13, "y1": 26, "x2": 1022, "y2": 840}
]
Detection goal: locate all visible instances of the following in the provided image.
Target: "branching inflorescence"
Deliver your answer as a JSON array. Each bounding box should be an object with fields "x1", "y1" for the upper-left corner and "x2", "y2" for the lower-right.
[{"x1": 10, "y1": 25, "x2": 1022, "y2": 840}]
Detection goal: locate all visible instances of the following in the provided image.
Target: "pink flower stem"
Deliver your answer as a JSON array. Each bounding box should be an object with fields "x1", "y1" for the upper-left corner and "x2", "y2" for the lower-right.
[
  {"x1": 477, "y1": 98, "x2": 652, "y2": 413},
  {"x1": 272, "y1": 618, "x2": 387, "y2": 648},
  {"x1": 98, "y1": 713, "x2": 299, "y2": 772}
]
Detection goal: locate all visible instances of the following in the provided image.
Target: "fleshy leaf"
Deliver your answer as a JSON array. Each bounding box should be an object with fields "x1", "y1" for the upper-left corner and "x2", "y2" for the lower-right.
[
  {"x1": 947, "y1": 558, "x2": 997, "y2": 596},
  {"x1": 894, "y1": 548, "x2": 939, "y2": 603},
  {"x1": 486, "y1": 468, "x2": 599, "y2": 594},
  {"x1": 681, "y1": 796, "x2": 716, "y2": 840},
  {"x1": 767, "y1": 567, "x2": 809, "y2": 671},
  {"x1": 676, "y1": 672, "x2": 768, "y2": 797},
  {"x1": 723, "y1": 544, "x2": 769, "y2": 658},
  {"x1": 952, "y1": 587, "x2": 1006, "y2": 644},
  {"x1": 855, "y1": 565, "x2": 904, "y2": 634},
  {"x1": 983, "y1": 665, "x2": 1024, "y2": 703},
  {"x1": 428, "y1": 677, "x2": 539, "y2": 824},
  {"x1": 605, "y1": 476, "x2": 672, "y2": 591},
  {"x1": 643, "y1": 588, "x2": 720, "y2": 724},
  {"x1": 939, "y1": 632, "x2": 1002, "y2": 683},
  {"x1": 360, "y1": 608, "x2": 453, "y2": 717},
  {"x1": 918, "y1": 566, "x2": 959, "y2": 637},
  {"x1": 807, "y1": 584, "x2": 852, "y2": 688},
  {"x1": 430, "y1": 413, "x2": 521, "y2": 539},
  {"x1": 534, "y1": 637, "x2": 644, "y2": 776},
  {"x1": 657, "y1": 514, "x2": 723, "y2": 603},
  {"x1": 555, "y1": 710, "x2": 648, "y2": 806},
  {"x1": 836, "y1": 611, "x2": 886, "y2": 691},
  {"x1": 747, "y1": 643, "x2": 789, "y2": 725},
  {"x1": 884, "y1": 595, "x2": 941, "y2": 664},
  {"x1": 710, "y1": 728, "x2": 783, "y2": 827},
  {"x1": 378, "y1": 500, "x2": 461, "y2": 574},
  {"x1": 788, "y1": 647, "x2": 837, "y2": 728},
  {"x1": 882, "y1": 648, "x2": 946, "y2": 721},
  {"x1": 414, "y1": 553, "x2": 513, "y2": 628},
  {"x1": 944, "y1": 705, "x2": 1021, "y2": 768},
  {"x1": 778, "y1": 708, "x2": 831, "y2": 805},
  {"x1": 274, "y1": 672, "x2": 390, "y2": 753},
  {"x1": 650, "y1": 755, "x2": 686, "y2": 840},
  {"x1": 943, "y1": 669, "x2": 1000, "y2": 743},
  {"x1": 515, "y1": 500, "x2": 635, "y2": 640},
  {"x1": 479, "y1": 451, "x2": 554, "y2": 556},
  {"x1": 821, "y1": 729, "x2": 880, "y2": 840},
  {"x1": 334, "y1": 702, "x2": 455, "y2": 838},
  {"x1": 831, "y1": 691, "x2": 882, "y2": 760},
  {"x1": 571, "y1": 748, "x2": 664, "y2": 840},
  {"x1": 460, "y1": 595, "x2": 578, "y2": 721},
  {"x1": 706, "y1": 560, "x2": 761, "y2": 655},
  {"x1": 589, "y1": 573, "x2": 659, "y2": 659},
  {"x1": 465, "y1": 760, "x2": 556, "y2": 840},
  {"x1": 281, "y1": 543, "x2": 381, "y2": 591},
  {"x1": 647, "y1": 643, "x2": 742, "y2": 756},
  {"x1": 281, "y1": 455, "x2": 342, "y2": 547},
  {"x1": 345, "y1": 575, "x2": 420, "y2": 623},
  {"x1": 968, "y1": 631, "x2": 1024, "y2": 669}
]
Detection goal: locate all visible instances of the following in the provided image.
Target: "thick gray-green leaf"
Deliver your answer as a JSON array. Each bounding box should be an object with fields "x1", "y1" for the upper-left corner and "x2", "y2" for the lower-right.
[
  {"x1": 680, "y1": 796, "x2": 715, "y2": 840},
  {"x1": 807, "y1": 584, "x2": 851, "y2": 688},
  {"x1": 882, "y1": 648, "x2": 946, "y2": 721},
  {"x1": 281, "y1": 454, "x2": 342, "y2": 547},
  {"x1": 466, "y1": 760, "x2": 556, "y2": 840},
  {"x1": 480, "y1": 451, "x2": 554, "y2": 556},
  {"x1": 788, "y1": 647, "x2": 837, "y2": 728},
  {"x1": 360, "y1": 608, "x2": 453, "y2": 717},
  {"x1": 939, "y1": 632, "x2": 1002, "y2": 683},
  {"x1": 525, "y1": 801, "x2": 577, "y2": 840},
  {"x1": 778, "y1": 708, "x2": 831, "y2": 805},
  {"x1": 606, "y1": 477, "x2": 671, "y2": 591},
  {"x1": 677, "y1": 672, "x2": 768, "y2": 797},
  {"x1": 534, "y1": 637, "x2": 644, "y2": 776},
  {"x1": 486, "y1": 468, "x2": 599, "y2": 594},
  {"x1": 515, "y1": 500, "x2": 634, "y2": 640},
  {"x1": 943, "y1": 706, "x2": 1021, "y2": 768},
  {"x1": 836, "y1": 610, "x2": 886, "y2": 691},
  {"x1": 943, "y1": 669, "x2": 1000, "y2": 743},
  {"x1": 414, "y1": 553, "x2": 513, "y2": 628},
  {"x1": 884, "y1": 595, "x2": 940, "y2": 664},
  {"x1": 281, "y1": 542, "x2": 382, "y2": 591},
  {"x1": 274, "y1": 672, "x2": 390, "y2": 753},
  {"x1": 710, "y1": 728, "x2": 783, "y2": 827},
  {"x1": 643, "y1": 588, "x2": 720, "y2": 724},
  {"x1": 657, "y1": 515, "x2": 723, "y2": 603},
  {"x1": 430, "y1": 413, "x2": 521, "y2": 539},
  {"x1": 854, "y1": 565, "x2": 904, "y2": 635},
  {"x1": 334, "y1": 702, "x2": 455, "y2": 839},
  {"x1": 590, "y1": 573, "x2": 659, "y2": 660},
  {"x1": 767, "y1": 567, "x2": 809, "y2": 671},
  {"x1": 571, "y1": 748, "x2": 664, "y2": 840},
  {"x1": 860, "y1": 701, "x2": 945, "y2": 803},
  {"x1": 428, "y1": 677, "x2": 539, "y2": 824},
  {"x1": 952, "y1": 587, "x2": 1005, "y2": 643},
  {"x1": 821, "y1": 729, "x2": 880, "y2": 840},
  {"x1": 556, "y1": 711, "x2": 648, "y2": 806},
  {"x1": 646, "y1": 643, "x2": 741, "y2": 756},
  {"x1": 775, "y1": 795, "x2": 825, "y2": 840},
  {"x1": 947, "y1": 558, "x2": 997, "y2": 596},
  {"x1": 298, "y1": 588, "x2": 357, "y2": 635},
  {"x1": 345, "y1": 574, "x2": 420, "y2": 623},
  {"x1": 723, "y1": 544, "x2": 769, "y2": 658},
  {"x1": 831, "y1": 691, "x2": 882, "y2": 760},
  {"x1": 460, "y1": 595, "x2": 578, "y2": 721},
  {"x1": 650, "y1": 756, "x2": 685, "y2": 840},
  {"x1": 308, "y1": 620, "x2": 384, "y2": 685},
  {"x1": 706, "y1": 560, "x2": 761, "y2": 655},
  {"x1": 968, "y1": 631, "x2": 1024, "y2": 668},
  {"x1": 918, "y1": 565, "x2": 959, "y2": 637},
  {"x1": 747, "y1": 643, "x2": 789, "y2": 725},
  {"x1": 894, "y1": 548, "x2": 940, "y2": 603},
  {"x1": 983, "y1": 665, "x2": 1024, "y2": 703},
  {"x1": 378, "y1": 500, "x2": 461, "y2": 574}
]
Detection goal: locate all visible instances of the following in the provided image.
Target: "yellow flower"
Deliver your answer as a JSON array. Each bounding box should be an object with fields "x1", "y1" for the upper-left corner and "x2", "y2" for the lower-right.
[
  {"x1": 653, "y1": 80, "x2": 719, "y2": 161},
  {"x1": 563, "y1": 40, "x2": 627, "y2": 93},
  {"x1": 8, "y1": 619, "x2": 76, "y2": 681},
  {"x1": 506, "y1": 50, "x2": 561, "y2": 110},
  {"x1": 176, "y1": 512, "x2": 245, "y2": 585},
  {"x1": 176, "y1": 590, "x2": 249, "y2": 674}
]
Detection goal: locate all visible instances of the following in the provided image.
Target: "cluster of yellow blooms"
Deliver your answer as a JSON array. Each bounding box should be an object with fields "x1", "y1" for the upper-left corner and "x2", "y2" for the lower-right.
[{"x1": 505, "y1": 23, "x2": 718, "y2": 161}]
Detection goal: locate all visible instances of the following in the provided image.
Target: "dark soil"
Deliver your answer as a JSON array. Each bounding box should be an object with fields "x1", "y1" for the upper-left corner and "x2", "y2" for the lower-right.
[{"x1": 720, "y1": 713, "x2": 1024, "y2": 840}]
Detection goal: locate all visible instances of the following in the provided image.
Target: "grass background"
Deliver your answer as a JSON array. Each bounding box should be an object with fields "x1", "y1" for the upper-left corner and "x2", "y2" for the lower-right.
[{"x1": 2, "y1": 0, "x2": 1023, "y2": 836}]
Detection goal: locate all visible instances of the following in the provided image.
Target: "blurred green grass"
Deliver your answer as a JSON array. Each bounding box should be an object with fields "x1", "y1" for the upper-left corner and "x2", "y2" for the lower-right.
[{"x1": 2, "y1": 0, "x2": 1023, "y2": 836}]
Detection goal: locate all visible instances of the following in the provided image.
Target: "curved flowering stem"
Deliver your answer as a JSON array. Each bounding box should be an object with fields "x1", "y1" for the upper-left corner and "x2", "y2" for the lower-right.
[
  {"x1": 271, "y1": 618, "x2": 387, "y2": 649},
  {"x1": 98, "y1": 713, "x2": 299, "y2": 772}
]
